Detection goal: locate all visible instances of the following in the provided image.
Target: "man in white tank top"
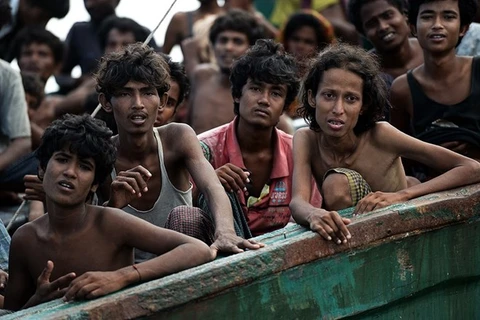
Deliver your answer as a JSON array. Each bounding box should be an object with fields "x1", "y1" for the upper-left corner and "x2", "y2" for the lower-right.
[{"x1": 96, "y1": 43, "x2": 264, "y2": 260}]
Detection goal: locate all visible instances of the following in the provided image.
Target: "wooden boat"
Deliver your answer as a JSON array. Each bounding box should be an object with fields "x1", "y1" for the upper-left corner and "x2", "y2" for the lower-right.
[{"x1": 4, "y1": 184, "x2": 480, "y2": 319}]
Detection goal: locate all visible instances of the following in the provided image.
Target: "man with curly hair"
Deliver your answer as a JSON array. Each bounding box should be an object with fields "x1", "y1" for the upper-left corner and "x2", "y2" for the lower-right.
[
  {"x1": 95, "y1": 43, "x2": 262, "y2": 260},
  {"x1": 173, "y1": 39, "x2": 321, "y2": 241},
  {"x1": 4, "y1": 114, "x2": 213, "y2": 311},
  {"x1": 291, "y1": 43, "x2": 480, "y2": 245}
]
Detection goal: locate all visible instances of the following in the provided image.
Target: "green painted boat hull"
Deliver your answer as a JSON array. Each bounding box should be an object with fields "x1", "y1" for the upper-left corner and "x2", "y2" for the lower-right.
[{"x1": 4, "y1": 185, "x2": 480, "y2": 319}]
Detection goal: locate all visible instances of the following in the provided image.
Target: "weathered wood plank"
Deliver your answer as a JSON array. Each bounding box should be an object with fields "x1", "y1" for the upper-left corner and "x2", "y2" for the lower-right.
[{"x1": 3, "y1": 184, "x2": 480, "y2": 319}]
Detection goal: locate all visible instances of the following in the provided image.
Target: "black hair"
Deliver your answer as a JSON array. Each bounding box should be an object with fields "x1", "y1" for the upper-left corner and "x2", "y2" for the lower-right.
[
  {"x1": 95, "y1": 43, "x2": 170, "y2": 101},
  {"x1": 25, "y1": 0, "x2": 69, "y2": 18},
  {"x1": 36, "y1": 114, "x2": 116, "y2": 185},
  {"x1": 283, "y1": 12, "x2": 332, "y2": 50},
  {"x1": 298, "y1": 43, "x2": 389, "y2": 135},
  {"x1": 348, "y1": 0, "x2": 408, "y2": 35},
  {"x1": 408, "y1": 0, "x2": 478, "y2": 29},
  {"x1": 209, "y1": 9, "x2": 266, "y2": 46},
  {"x1": 230, "y1": 39, "x2": 299, "y2": 115},
  {"x1": 21, "y1": 72, "x2": 45, "y2": 109},
  {"x1": 159, "y1": 52, "x2": 189, "y2": 109},
  {"x1": 10, "y1": 27, "x2": 64, "y2": 64},
  {"x1": 97, "y1": 16, "x2": 153, "y2": 50}
]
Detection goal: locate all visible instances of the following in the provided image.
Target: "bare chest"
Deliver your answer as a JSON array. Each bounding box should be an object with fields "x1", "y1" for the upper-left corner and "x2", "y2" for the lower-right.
[
  {"x1": 191, "y1": 82, "x2": 235, "y2": 133},
  {"x1": 29, "y1": 232, "x2": 132, "y2": 282}
]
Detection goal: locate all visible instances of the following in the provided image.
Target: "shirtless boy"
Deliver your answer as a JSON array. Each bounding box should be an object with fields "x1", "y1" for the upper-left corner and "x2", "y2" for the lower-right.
[
  {"x1": 390, "y1": 0, "x2": 480, "y2": 161},
  {"x1": 290, "y1": 43, "x2": 480, "y2": 244},
  {"x1": 4, "y1": 114, "x2": 212, "y2": 311},
  {"x1": 188, "y1": 9, "x2": 265, "y2": 134},
  {"x1": 96, "y1": 44, "x2": 261, "y2": 259},
  {"x1": 348, "y1": 0, "x2": 423, "y2": 85}
]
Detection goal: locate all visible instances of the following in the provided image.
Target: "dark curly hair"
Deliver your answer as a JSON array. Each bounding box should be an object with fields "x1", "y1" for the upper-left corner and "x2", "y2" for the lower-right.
[
  {"x1": 159, "y1": 52, "x2": 189, "y2": 109},
  {"x1": 209, "y1": 9, "x2": 266, "y2": 46},
  {"x1": 230, "y1": 39, "x2": 299, "y2": 115},
  {"x1": 348, "y1": 0, "x2": 409, "y2": 35},
  {"x1": 36, "y1": 114, "x2": 116, "y2": 185},
  {"x1": 298, "y1": 43, "x2": 389, "y2": 135},
  {"x1": 95, "y1": 43, "x2": 170, "y2": 101},
  {"x1": 10, "y1": 27, "x2": 64, "y2": 64}
]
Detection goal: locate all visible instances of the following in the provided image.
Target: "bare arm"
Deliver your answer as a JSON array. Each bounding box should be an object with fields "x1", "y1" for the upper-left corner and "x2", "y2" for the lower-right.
[
  {"x1": 390, "y1": 75, "x2": 413, "y2": 135},
  {"x1": 4, "y1": 226, "x2": 38, "y2": 310},
  {"x1": 355, "y1": 123, "x2": 480, "y2": 214},
  {"x1": 391, "y1": 124, "x2": 480, "y2": 198},
  {"x1": 181, "y1": 37, "x2": 201, "y2": 77},
  {"x1": 63, "y1": 207, "x2": 214, "y2": 301},
  {"x1": 176, "y1": 124, "x2": 263, "y2": 253},
  {"x1": 162, "y1": 13, "x2": 183, "y2": 55},
  {"x1": 290, "y1": 129, "x2": 351, "y2": 243},
  {"x1": 0, "y1": 137, "x2": 30, "y2": 172}
]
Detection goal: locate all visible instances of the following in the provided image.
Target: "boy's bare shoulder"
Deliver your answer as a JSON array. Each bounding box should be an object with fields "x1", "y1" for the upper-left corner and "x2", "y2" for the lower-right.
[
  {"x1": 157, "y1": 122, "x2": 196, "y2": 138},
  {"x1": 369, "y1": 122, "x2": 401, "y2": 145},
  {"x1": 10, "y1": 215, "x2": 48, "y2": 247},
  {"x1": 294, "y1": 127, "x2": 318, "y2": 141},
  {"x1": 156, "y1": 124, "x2": 198, "y2": 149}
]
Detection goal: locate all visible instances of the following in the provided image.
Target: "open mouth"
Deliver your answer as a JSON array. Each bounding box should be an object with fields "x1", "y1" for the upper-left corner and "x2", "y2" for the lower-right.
[
  {"x1": 429, "y1": 34, "x2": 446, "y2": 40},
  {"x1": 381, "y1": 32, "x2": 395, "y2": 41},
  {"x1": 327, "y1": 119, "x2": 345, "y2": 130},
  {"x1": 129, "y1": 113, "x2": 147, "y2": 124},
  {"x1": 58, "y1": 181, "x2": 74, "y2": 190}
]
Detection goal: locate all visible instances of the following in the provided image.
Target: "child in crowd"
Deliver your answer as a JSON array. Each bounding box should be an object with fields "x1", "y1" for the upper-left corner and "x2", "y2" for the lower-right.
[
  {"x1": 5, "y1": 114, "x2": 213, "y2": 310},
  {"x1": 290, "y1": 43, "x2": 480, "y2": 245}
]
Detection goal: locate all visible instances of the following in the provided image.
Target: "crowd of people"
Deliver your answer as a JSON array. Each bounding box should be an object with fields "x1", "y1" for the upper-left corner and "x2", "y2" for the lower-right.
[{"x1": 0, "y1": 0, "x2": 479, "y2": 313}]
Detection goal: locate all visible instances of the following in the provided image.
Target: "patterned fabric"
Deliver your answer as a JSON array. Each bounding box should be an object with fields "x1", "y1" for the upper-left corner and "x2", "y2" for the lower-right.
[
  {"x1": 0, "y1": 220, "x2": 10, "y2": 271},
  {"x1": 324, "y1": 168, "x2": 372, "y2": 205},
  {"x1": 165, "y1": 192, "x2": 253, "y2": 245},
  {"x1": 165, "y1": 206, "x2": 216, "y2": 245},
  {"x1": 198, "y1": 192, "x2": 253, "y2": 240}
]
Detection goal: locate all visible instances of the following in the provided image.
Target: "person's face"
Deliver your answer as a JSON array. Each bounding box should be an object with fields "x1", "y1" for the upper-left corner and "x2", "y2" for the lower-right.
[
  {"x1": 101, "y1": 81, "x2": 164, "y2": 135},
  {"x1": 18, "y1": 42, "x2": 57, "y2": 83},
  {"x1": 105, "y1": 29, "x2": 136, "y2": 54},
  {"x1": 415, "y1": 0, "x2": 466, "y2": 53},
  {"x1": 360, "y1": 0, "x2": 410, "y2": 53},
  {"x1": 41, "y1": 148, "x2": 97, "y2": 208},
  {"x1": 308, "y1": 68, "x2": 364, "y2": 138},
  {"x1": 155, "y1": 79, "x2": 179, "y2": 126},
  {"x1": 286, "y1": 25, "x2": 318, "y2": 58},
  {"x1": 213, "y1": 30, "x2": 250, "y2": 73},
  {"x1": 236, "y1": 78, "x2": 287, "y2": 129},
  {"x1": 84, "y1": 0, "x2": 117, "y2": 22}
]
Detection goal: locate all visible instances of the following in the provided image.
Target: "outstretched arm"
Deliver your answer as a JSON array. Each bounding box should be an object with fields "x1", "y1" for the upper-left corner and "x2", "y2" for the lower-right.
[
  {"x1": 63, "y1": 208, "x2": 214, "y2": 301},
  {"x1": 355, "y1": 123, "x2": 480, "y2": 214},
  {"x1": 290, "y1": 129, "x2": 351, "y2": 244},
  {"x1": 178, "y1": 124, "x2": 263, "y2": 254}
]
